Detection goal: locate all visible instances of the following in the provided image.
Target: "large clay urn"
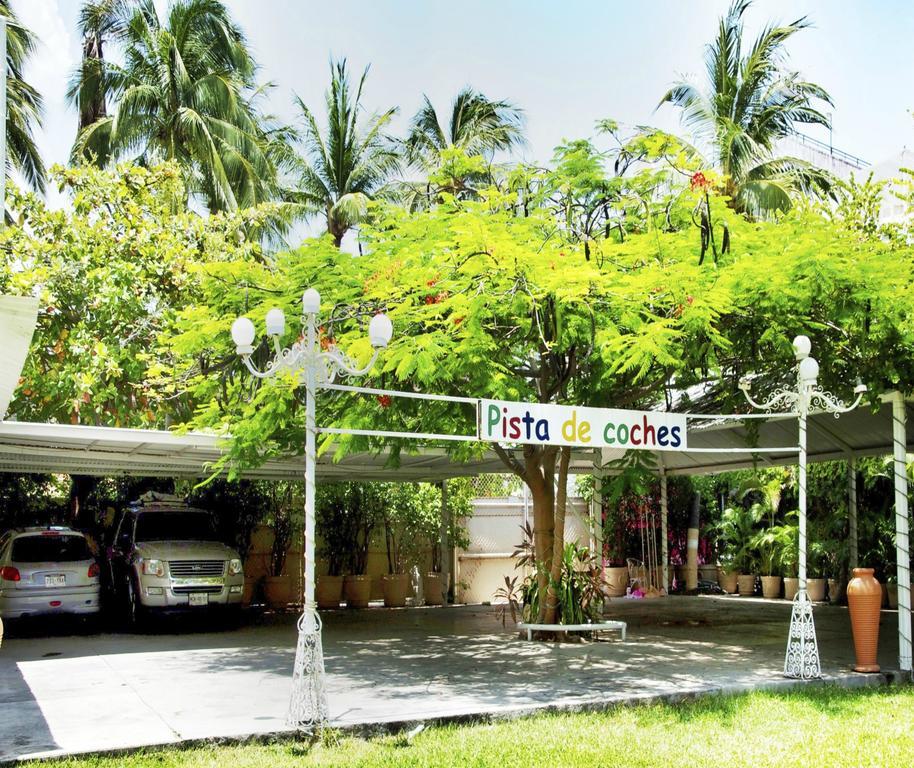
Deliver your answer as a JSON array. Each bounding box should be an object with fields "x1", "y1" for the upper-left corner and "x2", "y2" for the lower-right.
[{"x1": 847, "y1": 568, "x2": 882, "y2": 673}]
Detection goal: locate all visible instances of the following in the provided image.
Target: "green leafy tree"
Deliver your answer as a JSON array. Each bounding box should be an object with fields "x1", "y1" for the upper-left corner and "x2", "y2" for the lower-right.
[
  {"x1": 161, "y1": 169, "x2": 914, "y2": 628},
  {"x1": 0, "y1": 163, "x2": 272, "y2": 432},
  {"x1": 1, "y1": 0, "x2": 45, "y2": 193},
  {"x1": 658, "y1": 0, "x2": 833, "y2": 216},
  {"x1": 290, "y1": 58, "x2": 399, "y2": 246},
  {"x1": 69, "y1": 0, "x2": 279, "y2": 213}
]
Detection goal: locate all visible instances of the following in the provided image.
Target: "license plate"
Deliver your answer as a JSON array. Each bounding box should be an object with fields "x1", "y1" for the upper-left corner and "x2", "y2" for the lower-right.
[
  {"x1": 45, "y1": 575, "x2": 66, "y2": 587},
  {"x1": 188, "y1": 593, "x2": 209, "y2": 607}
]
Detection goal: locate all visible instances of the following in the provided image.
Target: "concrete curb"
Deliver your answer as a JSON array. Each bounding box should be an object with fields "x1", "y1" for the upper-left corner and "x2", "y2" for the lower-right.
[{"x1": 4, "y1": 669, "x2": 906, "y2": 765}]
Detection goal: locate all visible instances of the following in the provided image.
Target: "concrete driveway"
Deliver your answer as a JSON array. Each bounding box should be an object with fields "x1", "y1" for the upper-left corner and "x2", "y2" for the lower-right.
[{"x1": 0, "y1": 597, "x2": 900, "y2": 762}]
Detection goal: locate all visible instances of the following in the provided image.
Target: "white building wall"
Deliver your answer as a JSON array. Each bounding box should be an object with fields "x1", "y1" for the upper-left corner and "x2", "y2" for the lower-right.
[{"x1": 456, "y1": 493, "x2": 591, "y2": 604}]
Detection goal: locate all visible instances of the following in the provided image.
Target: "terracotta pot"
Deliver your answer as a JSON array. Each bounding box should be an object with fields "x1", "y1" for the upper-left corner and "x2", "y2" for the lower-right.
[
  {"x1": 847, "y1": 568, "x2": 882, "y2": 673},
  {"x1": 344, "y1": 574, "x2": 372, "y2": 608},
  {"x1": 263, "y1": 574, "x2": 292, "y2": 609},
  {"x1": 243, "y1": 552, "x2": 271, "y2": 581},
  {"x1": 604, "y1": 566, "x2": 629, "y2": 597},
  {"x1": 828, "y1": 578, "x2": 844, "y2": 604},
  {"x1": 316, "y1": 575, "x2": 344, "y2": 609},
  {"x1": 807, "y1": 578, "x2": 826, "y2": 602},
  {"x1": 699, "y1": 565, "x2": 719, "y2": 583},
  {"x1": 242, "y1": 577, "x2": 258, "y2": 606},
  {"x1": 424, "y1": 573, "x2": 444, "y2": 605},
  {"x1": 382, "y1": 573, "x2": 410, "y2": 608},
  {"x1": 737, "y1": 574, "x2": 757, "y2": 596},
  {"x1": 761, "y1": 575, "x2": 782, "y2": 599},
  {"x1": 248, "y1": 524, "x2": 275, "y2": 554},
  {"x1": 784, "y1": 577, "x2": 800, "y2": 601},
  {"x1": 717, "y1": 568, "x2": 739, "y2": 594}
]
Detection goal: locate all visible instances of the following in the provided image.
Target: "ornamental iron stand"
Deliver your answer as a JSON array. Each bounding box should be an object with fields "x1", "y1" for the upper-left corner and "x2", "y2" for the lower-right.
[
  {"x1": 739, "y1": 335, "x2": 865, "y2": 680},
  {"x1": 231, "y1": 290, "x2": 392, "y2": 729}
]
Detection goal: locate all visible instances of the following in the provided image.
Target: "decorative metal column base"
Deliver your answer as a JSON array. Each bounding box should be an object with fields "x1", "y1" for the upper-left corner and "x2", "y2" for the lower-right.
[
  {"x1": 287, "y1": 609, "x2": 329, "y2": 730},
  {"x1": 783, "y1": 590, "x2": 821, "y2": 679}
]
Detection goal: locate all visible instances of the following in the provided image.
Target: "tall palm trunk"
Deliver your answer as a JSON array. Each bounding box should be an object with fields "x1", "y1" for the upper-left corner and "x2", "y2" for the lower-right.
[{"x1": 78, "y1": 33, "x2": 106, "y2": 130}]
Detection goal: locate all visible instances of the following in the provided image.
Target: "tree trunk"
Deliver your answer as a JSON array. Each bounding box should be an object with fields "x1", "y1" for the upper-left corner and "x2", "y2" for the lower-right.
[
  {"x1": 79, "y1": 34, "x2": 107, "y2": 131},
  {"x1": 69, "y1": 474, "x2": 99, "y2": 531},
  {"x1": 544, "y1": 446, "x2": 571, "y2": 624}
]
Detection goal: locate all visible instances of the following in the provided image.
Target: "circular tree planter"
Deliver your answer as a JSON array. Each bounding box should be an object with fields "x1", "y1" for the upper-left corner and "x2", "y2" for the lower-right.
[
  {"x1": 717, "y1": 568, "x2": 739, "y2": 594},
  {"x1": 344, "y1": 574, "x2": 372, "y2": 608},
  {"x1": 382, "y1": 573, "x2": 410, "y2": 608},
  {"x1": 784, "y1": 577, "x2": 800, "y2": 601},
  {"x1": 316, "y1": 575, "x2": 344, "y2": 609},
  {"x1": 424, "y1": 573, "x2": 444, "y2": 605},
  {"x1": 847, "y1": 568, "x2": 882, "y2": 672},
  {"x1": 806, "y1": 578, "x2": 826, "y2": 602},
  {"x1": 737, "y1": 574, "x2": 757, "y2": 596},
  {"x1": 263, "y1": 574, "x2": 292, "y2": 610},
  {"x1": 761, "y1": 575, "x2": 782, "y2": 599},
  {"x1": 604, "y1": 566, "x2": 629, "y2": 597}
]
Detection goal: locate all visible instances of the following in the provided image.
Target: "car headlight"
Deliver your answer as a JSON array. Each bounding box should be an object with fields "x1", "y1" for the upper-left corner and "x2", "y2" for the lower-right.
[
  {"x1": 228, "y1": 558, "x2": 242, "y2": 576},
  {"x1": 142, "y1": 559, "x2": 165, "y2": 577}
]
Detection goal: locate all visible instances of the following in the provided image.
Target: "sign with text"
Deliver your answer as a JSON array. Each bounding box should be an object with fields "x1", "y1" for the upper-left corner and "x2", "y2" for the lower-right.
[{"x1": 478, "y1": 399, "x2": 688, "y2": 450}]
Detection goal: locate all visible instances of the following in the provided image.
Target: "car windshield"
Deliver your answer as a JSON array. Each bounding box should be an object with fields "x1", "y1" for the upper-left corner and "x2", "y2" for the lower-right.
[
  {"x1": 134, "y1": 511, "x2": 218, "y2": 542},
  {"x1": 12, "y1": 534, "x2": 92, "y2": 563}
]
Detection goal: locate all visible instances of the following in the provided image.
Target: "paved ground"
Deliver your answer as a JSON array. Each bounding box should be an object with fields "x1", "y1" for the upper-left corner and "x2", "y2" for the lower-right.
[{"x1": 0, "y1": 596, "x2": 902, "y2": 762}]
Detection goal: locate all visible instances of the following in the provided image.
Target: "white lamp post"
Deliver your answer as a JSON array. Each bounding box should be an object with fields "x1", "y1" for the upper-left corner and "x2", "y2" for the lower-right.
[
  {"x1": 231, "y1": 289, "x2": 392, "y2": 728},
  {"x1": 739, "y1": 335, "x2": 866, "y2": 679}
]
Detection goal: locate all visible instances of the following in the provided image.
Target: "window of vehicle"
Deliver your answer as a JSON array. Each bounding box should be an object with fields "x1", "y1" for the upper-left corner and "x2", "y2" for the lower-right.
[
  {"x1": 134, "y1": 512, "x2": 218, "y2": 543},
  {"x1": 12, "y1": 534, "x2": 93, "y2": 563}
]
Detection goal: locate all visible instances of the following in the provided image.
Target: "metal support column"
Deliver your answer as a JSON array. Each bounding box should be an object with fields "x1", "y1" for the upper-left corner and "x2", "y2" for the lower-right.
[
  {"x1": 848, "y1": 456, "x2": 858, "y2": 570},
  {"x1": 660, "y1": 461, "x2": 669, "y2": 594},
  {"x1": 892, "y1": 392, "x2": 912, "y2": 674},
  {"x1": 439, "y1": 479, "x2": 450, "y2": 605}
]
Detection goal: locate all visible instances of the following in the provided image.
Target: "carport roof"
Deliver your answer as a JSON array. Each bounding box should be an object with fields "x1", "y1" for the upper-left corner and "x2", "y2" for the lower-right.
[
  {"x1": 0, "y1": 392, "x2": 909, "y2": 481},
  {"x1": 0, "y1": 420, "x2": 598, "y2": 481}
]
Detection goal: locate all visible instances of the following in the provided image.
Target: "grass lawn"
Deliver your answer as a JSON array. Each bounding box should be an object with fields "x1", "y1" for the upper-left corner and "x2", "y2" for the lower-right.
[{"x1": 21, "y1": 685, "x2": 914, "y2": 768}]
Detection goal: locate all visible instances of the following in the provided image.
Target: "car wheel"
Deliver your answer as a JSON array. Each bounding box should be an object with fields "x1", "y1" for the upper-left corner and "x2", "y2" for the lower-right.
[{"x1": 125, "y1": 579, "x2": 145, "y2": 631}]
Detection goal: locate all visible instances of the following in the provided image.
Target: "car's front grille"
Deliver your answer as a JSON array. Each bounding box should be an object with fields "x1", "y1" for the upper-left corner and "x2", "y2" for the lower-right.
[
  {"x1": 172, "y1": 585, "x2": 223, "y2": 595},
  {"x1": 168, "y1": 560, "x2": 225, "y2": 578}
]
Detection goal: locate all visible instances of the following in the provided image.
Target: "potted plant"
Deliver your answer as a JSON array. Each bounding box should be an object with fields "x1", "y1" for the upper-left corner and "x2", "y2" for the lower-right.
[
  {"x1": 806, "y1": 539, "x2": 828, "y2": 602},
  {"x1": 714, "y1": 504, "x2": 760, "y2": 596},
  {"x1": 380, "y1": 484, "x2": 422, "y2": 608},
  {"x1": 263, "y1": 487, "x2": 294, "y2": 610},
  {"x1": 781, "y1": 530, "x2": 800, "y2": 601},
  {"x1": 753, "y1": 519, "x2": 797, "y2": 600},
  {"x1": 341, "y1": 483, "x2": 384, "y2": 608},
  {"x1": 593, "y1": 459, "x2": 652, "y2": 597},
  {"x1": 315, "y1": 484, "x2": 348, "y2": 609},
  {"x1": 412, "y1": 480, "x2": 472, "y2": 606}
]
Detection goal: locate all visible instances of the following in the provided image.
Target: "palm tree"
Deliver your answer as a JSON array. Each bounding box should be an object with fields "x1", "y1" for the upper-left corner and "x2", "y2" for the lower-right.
[
  {"x1": 291, "y1": 59, "x2": 399, "y2": 247},
  {"x1": 1, "y1": 0, "x2": 45, "y2": 193},
  {"x1": 71, "y1": 0, "x2": 132, "y2": 135},
  {"x1": 405, "y1": 87, "x2": 525, "y2": 167},
  {"x1": 69, "y1": 0, "x2": 278, "y2": 212},
  {"x1": 658, "y1": 0, "x2": 833, "y2": 216}
]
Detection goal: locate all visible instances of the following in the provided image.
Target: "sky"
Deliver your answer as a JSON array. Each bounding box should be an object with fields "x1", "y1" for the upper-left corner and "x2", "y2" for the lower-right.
[{"x1": 14, "y1": 0, "x2": 914, "y2": 211}]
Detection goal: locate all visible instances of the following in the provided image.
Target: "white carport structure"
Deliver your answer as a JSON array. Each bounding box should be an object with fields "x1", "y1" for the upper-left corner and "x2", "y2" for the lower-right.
[{"x1": 0, "y1": 391, "x2": 910, "y2": 676}]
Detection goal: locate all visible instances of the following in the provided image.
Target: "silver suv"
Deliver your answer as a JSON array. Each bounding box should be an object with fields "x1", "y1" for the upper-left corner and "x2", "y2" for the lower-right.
[
  {"x1": 0, "y1": 527, "x2": 101, "y2": 620},
  {"x1": 107, "y1": 496, "x2": 243, "y2": 625}
]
